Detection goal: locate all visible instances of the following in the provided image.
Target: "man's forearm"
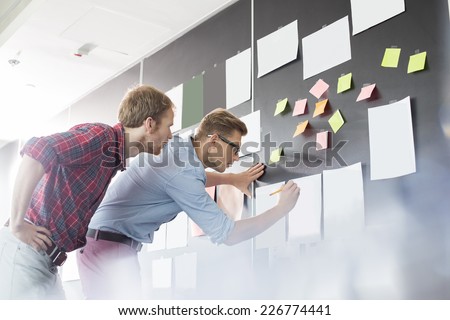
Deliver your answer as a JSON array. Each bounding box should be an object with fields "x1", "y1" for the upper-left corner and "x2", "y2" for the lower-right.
[
  {"x1": 10, "y1": 155, "x2": 45, "y2": 228},
  {"x1": 223, "y1": 205, "x2": 286, "y2": 246},
  {"x1": 205, "y1": 171, "x2": 234, "y2": 187}
]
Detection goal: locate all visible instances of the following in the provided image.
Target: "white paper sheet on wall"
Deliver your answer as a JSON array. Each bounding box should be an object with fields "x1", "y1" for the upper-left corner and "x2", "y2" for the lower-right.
[
  {"x1": 166, "y1": 84, "x2": 183, "y2": 132},
  {"x1": 350, "y1": 0, "x2": 405, "y2": 35},
  {"x1": 174, "y1": 253, "x2": 197, "y2": 289},
  {"x1": 152, "y1": 258, "x2": 172, "y2": 288},
  {"x1": 257, "y1": 20, "x2": 299, "y2": 78},
  {"x1": 146, "y1": 223, "x2": 167, "y2": 252},
  {"x1": 323, "y1": 162, "x2": 365, "y2": 240},
  {"x1": 255, "y1": 182, "x2": 286, "y2": 249},
  {"x1": 239, "y1": 110, "x2": 261, "y2": 156},
  {"x1": 289, "y1": 174, "x2": 322, "y2": 243},
  {"x1": 302, "y1": 16, "x2": 351, "y2": 80},
  {"x1": 226, "y1": 48, "x2": 251, "y2": 109},
  {"x1": 166, "y1": 212, "x2": 188, "y2": 249},
  {"x1": 368, "y1": 96, "x2": 416, "y2": 180}
]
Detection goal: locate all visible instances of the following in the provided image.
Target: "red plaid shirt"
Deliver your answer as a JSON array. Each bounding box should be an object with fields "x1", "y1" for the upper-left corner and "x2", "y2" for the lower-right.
[{"x1": 21, "y1": 123, "x2": 125, "y2": 252}]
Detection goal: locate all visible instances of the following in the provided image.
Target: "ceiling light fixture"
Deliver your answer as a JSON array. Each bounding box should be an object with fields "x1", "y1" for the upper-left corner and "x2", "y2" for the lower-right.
[
  {"x1": 8, "y1": 50, "x2": 22, "y2": 66},
  {"x1": 74, "y1": 43, "x2": 97, "y2": 57},
  {"x1": 8, "y1": 58, "x2": 20, "y2": 66}
]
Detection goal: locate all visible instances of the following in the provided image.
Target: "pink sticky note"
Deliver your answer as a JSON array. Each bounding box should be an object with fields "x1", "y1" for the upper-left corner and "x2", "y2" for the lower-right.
[
  {"x1": 316, "y1": 131, "x2": 329, "y2": 150},
  {"x1": 309, "y1": 79, "x2": 329, "y2": 99},
  {"x1": 356, "y1": 84, "x2": 376, "y2": 102},
  {"x1": 292, "y1": 99, "x2": 307, "y2": 116}
]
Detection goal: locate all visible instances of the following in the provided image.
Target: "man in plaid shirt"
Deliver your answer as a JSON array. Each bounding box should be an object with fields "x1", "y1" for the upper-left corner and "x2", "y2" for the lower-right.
[{"x1": 0, "y1": 84, "x2": 175, "y2": 299}]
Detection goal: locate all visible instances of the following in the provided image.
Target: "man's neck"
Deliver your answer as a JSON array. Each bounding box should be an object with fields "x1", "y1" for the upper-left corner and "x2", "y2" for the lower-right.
[
  {"x1": 191, "y1": 136, "x2": 207, "y2": 168},
  {"x1": 123, "y1": 126, "x2": 145, "y2": 158}
]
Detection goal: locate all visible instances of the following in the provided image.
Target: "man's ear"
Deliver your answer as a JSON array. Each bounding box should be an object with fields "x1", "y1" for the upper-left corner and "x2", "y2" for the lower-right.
[
  {"x1": 206, "y1": 134, "x2": 220, "y2": 155},
  {"x1": 208, "y1": 133, "x2": 219, "y2": 143},
  {"x1": 144, "y1": 117, "x2": 156, "y2": 133}
]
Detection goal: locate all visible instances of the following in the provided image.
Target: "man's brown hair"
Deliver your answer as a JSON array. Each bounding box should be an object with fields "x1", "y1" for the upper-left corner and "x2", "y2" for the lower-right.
[
  {"x1": 118, "y1": 85, "x2": 173, "y2": 128},
  {"x1": 195, "y1": 108, "x2": 247, "y2": 140}
]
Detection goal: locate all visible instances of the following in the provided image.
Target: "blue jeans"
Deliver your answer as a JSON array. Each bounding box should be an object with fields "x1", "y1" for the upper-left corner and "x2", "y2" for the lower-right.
[{"x1": 0, "y1": 227, "x2": 65, "y2": 299}]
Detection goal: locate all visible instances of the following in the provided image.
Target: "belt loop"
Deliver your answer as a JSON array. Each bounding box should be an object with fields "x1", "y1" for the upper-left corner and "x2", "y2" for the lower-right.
[
  {"x1": 94, "y1": 229, "x2": 100, "y2": 241},
  {"x1": 131, "y1": 239, "x2": 143, "y2": 252}
]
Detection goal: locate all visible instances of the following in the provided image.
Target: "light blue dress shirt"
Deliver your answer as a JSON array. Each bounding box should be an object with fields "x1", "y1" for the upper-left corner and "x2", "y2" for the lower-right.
[{"x1": 88, "y1": 135, "x2": 235, "y2": 244}]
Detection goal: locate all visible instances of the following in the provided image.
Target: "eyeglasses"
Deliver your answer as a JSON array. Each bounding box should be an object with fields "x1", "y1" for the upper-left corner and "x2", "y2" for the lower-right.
[{"x1": 208, "y1": 134, "x2": 240, "y2": 156}]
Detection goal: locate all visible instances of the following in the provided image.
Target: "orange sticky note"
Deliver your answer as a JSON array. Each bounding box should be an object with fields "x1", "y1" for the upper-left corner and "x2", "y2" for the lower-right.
[
  {"x1": 293, "y1": 120, "x2": 309, "y2": 137},
  {"x1": 313, "y1": 99, "x2": 328, "y2": 117}
]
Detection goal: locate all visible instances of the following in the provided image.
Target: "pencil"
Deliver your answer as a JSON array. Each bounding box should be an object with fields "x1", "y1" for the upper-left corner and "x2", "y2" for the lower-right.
[{"x1": 269, "y1": 186, "x2": 283, "y2": 196}]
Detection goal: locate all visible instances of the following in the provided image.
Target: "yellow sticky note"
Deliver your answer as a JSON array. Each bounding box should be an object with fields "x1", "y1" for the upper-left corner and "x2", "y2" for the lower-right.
[
  {"x1": 293, "y1": 120, "x2": 309, "y2": 137},
  {"x1": 407, "y1": 52, "x2": 427, "y2": 73},
  {"x1": 313, "y1": 99, "x2": 328, "y2": 117},
  {"x1": 337, "y1": 73, "x2": 352, "y2": 93},
  {"x1": 274, "y1": 98, "x2": 288, "y2": 116},
  {"x1": 269, "y1": 148, "x2": 282, "y2": 164},
  {"x1": 328, "y1": 110, "x2": 345, "y2": 133},
  {"x1": 381, "y1": 48, "x2": 401, "y2": 68}
]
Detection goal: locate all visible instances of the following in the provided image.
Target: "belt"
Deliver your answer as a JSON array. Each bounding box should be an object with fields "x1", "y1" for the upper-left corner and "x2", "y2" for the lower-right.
[
  {"x1": 4, "y1": 219, "x2": 67, "y2": 266},
  {"x1": 46, "y1": 240, "x2": 67, "y2": 266},
  {"x1": 86, "y1": 228, "x2": 143, "y2": 252}
]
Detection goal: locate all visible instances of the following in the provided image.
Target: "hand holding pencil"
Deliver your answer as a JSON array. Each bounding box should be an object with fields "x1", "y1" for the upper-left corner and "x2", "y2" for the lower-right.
[
  {"x1": 274, "y1": 180, "x2": 300, "y2": 213},
  {"x1": 269, "y1": 186, "x2": 284, "y2": 196}
]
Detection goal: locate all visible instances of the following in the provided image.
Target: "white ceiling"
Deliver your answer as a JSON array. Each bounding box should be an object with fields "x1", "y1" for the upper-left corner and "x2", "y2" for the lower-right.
[{"x1": 0, "y1": 0, "x2": 237, "y2": 143}]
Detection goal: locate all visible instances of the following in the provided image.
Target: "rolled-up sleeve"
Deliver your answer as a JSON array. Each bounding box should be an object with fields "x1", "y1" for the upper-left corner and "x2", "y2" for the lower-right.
[
  {"x1": 165, "y1": 169, "x2": 234, "y2": 244},
  {"x1": 20, "y1": 125, "x2": 114, "y2": 173},
  {"x1": 21, "y1": 137, "x2": 59, "y2": 173}
]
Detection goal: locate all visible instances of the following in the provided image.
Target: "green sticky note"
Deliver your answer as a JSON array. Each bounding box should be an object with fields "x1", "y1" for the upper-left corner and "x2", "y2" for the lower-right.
[
  {"x1": 328, "y1": 109, "x2": 345, "y2": 133},
  {"x1": 182, "y1": 75, "x2": 204, "y2": 129},
  {"x1": 269, "y1": 148, "x2": 282, "y2": 164},
  {"x1": 274, "y1": 98, "x2": 288, "y2": 116},
  {"x1": 407, "y1": 52, "x2": 427, "y2": 73},
  {"x1": 381, "y1": 48, "x2": 401, "y2": 68},
  {"x1": 337, "y1": 73, "x2": 352, "y2": 93}
]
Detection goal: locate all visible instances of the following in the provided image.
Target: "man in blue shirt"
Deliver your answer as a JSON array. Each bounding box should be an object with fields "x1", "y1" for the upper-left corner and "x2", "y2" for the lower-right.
[{"x1": 77, "y1": 109, "x2": 300, "y2": 299}]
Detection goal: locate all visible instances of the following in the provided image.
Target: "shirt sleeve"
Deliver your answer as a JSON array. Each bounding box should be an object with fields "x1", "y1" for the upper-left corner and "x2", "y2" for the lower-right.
[
  {"x1": 20, "y1": 124, "x2": 115, "y2": 173},
  {"x1": 164, "y1": 169, "x2": 235, "y2": 244}
]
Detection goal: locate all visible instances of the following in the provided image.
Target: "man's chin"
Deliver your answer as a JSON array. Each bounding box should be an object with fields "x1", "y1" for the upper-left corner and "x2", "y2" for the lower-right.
[
  {"x1": 212, "y1": 165, "x2": 227, "y2": 173},
  {"x1": 150, "y1": 147, "x2": 162, "y2": 156}
]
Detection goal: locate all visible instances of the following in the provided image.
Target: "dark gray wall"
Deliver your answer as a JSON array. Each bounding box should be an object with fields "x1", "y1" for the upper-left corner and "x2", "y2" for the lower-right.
[{"x1": 252, "y1": 0, "x2": 450, "y2": 299}]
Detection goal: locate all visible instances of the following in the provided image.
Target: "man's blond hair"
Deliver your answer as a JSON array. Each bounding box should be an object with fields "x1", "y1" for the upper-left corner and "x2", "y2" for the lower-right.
[
  {"x1": 118, "y1": 85, "x2": 173, "y2": 128},
  {"x1": 195, "y1": 108, "x2": 247, "y2": 140}
]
